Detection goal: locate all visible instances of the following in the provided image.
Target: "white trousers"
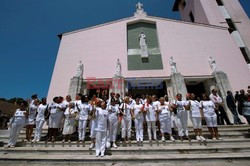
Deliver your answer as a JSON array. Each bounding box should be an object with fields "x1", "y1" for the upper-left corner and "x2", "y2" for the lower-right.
[
  {"x1": 89, "y1": 120, "x2": 96, "y2": 139},
  {"x1": 78, "y1": 120, "x2": 88, "y2": 140},
  {"x1": 95, "y1": 130, "x2": 107, "y2": 155},
  {"x1": 121, "y1": 117, "x2": 131, "y2": 138},
  {"x1": 34, "y1": 120, "x2": 45, "y2": 141},
  {"x1": 108, "y1": 119, "x2": 118, "y2": 142},
  {"x1": 8, "y1": 123, "x2": 24, "y2": 146},
  {"x1": 176, "y1": 111, "x2": 188, "y2": 137},
  {"x1": 159, "y1": 114, "x2": 172, "y2": 134},
  {"x1": 134, "y1": 118, "x2": 144, "y2": 141},
  {"x1": 146, "y1": 121, "x2": 156, "y2": 140}
]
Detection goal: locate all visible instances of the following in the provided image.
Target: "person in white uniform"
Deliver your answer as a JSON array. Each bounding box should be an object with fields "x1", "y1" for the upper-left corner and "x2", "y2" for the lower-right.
[
  {"x1": 201, "y1": 94, "x2": 221, "y2": 140},
  {"x1": 107, "y1": 98, "x2": 119, "y2": 148},
  {"x1": 186, "y1": 93, "x2": 206, "y2": 141},
  {"x1": 94, "y1": 101, "x2": 109, "y2": 157},
  {"x1": 7, "y1": 101, "x2": 28, "y2": 148},
  {"x1": 47, "y1": 97, "x2": 62, "y2": 142},
  {"x1": 26, "y1": 99, "x2": 39, "y2": 142},
  {"x1": 157, "y1": 97, "x2": 175, "y2": 141},
  {"x1": 119, "y1": 96, "x2": 132, "y2": 144},
  {"x1": 132, "y1": 97, "x2": 144, "y2": 144},
  {"x1": 32, "y1": 98, "x2": 47, "y2": 142},
  {"x1": 172, "y1": 93, "x2": 190, "y2": 141},
  {"x1": 89, "y1": 95, "x2": 100, "y2": 149},
  {"x1": 62, "y1": 102, "x2": 77, "y2": 143},
  {"x1": 76, "y1": 95, "x2": 92, "y2": 143},
  {"x1": 144, "y1": 96, "x2": 157, "y2": 142}
]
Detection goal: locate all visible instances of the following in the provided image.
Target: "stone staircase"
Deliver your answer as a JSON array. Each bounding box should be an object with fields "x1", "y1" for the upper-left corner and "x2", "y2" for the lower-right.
[{"x1": 0, "y1": 125, "x2": 250, "y2": 166}]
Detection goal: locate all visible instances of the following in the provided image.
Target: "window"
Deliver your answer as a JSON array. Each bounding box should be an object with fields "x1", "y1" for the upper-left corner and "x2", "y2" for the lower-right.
[
  {"x1": 240, "y1": 47, "x2": 250, "y2": 63},
  {"x1": 226, "y1": 19, "x2": 236, "y2": 32},
  {"x1": 189, "y1": 12, "x2": 195, "y2": 22},
  {"x1": 216, "y1": 0, "x2": 224, "y2": 6}
]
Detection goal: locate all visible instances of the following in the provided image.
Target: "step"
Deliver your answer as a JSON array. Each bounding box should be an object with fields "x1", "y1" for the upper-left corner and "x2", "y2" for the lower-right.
[
  {"x1": 1, "y1": 143, "x2": 250, "y2": 155},
  {"x1": 2, "y1": 138, "x2": 250, "y2": 148},
  {"x1": 0, "y1": 153, "x2": 250, "y2": 163}
]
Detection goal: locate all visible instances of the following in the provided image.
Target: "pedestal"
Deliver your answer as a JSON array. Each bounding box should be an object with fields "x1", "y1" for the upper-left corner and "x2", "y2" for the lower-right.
[
  {"x1": 170, "y1": 72, "x2": 187, "y2": 100},
  {"x1": 212, "y1": 71, "x2": 233, "y2": 120},
  {"x1": 110, "y1": 75, "x2": 125, "y2": 98},
  {"x1": 68, "y1": 76, "x2": 84, "y2": 100}
]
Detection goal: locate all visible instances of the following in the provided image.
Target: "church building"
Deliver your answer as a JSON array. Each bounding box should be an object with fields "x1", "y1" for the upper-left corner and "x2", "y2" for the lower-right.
[{"x1": 47, "y1": 1, "x2": 250, "y2": 107}]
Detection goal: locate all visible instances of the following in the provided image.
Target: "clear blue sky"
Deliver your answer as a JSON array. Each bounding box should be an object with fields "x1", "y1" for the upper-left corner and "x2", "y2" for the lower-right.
[{"x1": 0, "y1": 0, "x2": 249, "y2": 99}]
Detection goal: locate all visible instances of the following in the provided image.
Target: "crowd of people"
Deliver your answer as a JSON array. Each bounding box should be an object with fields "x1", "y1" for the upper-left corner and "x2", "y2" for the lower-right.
[{"x1": 6, "y1": 87, "x2": 250, "y2": 157}]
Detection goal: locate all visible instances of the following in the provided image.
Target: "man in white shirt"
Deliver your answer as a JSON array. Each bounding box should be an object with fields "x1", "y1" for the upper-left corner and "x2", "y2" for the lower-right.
[{"x1": 209, "y1": 89, "x2": 232, "y2": 125}]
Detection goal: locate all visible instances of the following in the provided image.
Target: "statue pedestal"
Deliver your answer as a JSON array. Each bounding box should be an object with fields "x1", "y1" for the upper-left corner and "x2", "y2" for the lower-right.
[
  {"x1": 68, "y1": 76, "x2": 84, "y2": 100},
  {"x1": 170, "y1": 72, "x2": 187, "y2": 100},
  {"x1": 110, "y1": 75, "x2": 125, "y2": 98},
  {"x1": 212, "y1": 71, "x2": 233, "y2": 120}
]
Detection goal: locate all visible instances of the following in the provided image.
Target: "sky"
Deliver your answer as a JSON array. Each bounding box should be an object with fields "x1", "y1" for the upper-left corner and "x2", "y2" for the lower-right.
[{"x1": 0, "y1": 0, "x2": 249, "y2": 100}]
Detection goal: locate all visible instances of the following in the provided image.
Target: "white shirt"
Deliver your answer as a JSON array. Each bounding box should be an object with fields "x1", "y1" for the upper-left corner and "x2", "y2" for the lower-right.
[
  {"x1": 144, "y1": 103, "x2": 156, "y2": 121},
  {"x1": 209, "y1": 94, "x2": 223, "y2": 104},
  {"x1": 108, "y1": 105, "x2": 119, "y2": 122},
  {"x1": 132, "y1": 104, "x2": 144, "y2": 119},
  {"x1": 95, "y1": 108, "x2": 109, "y2": 131},
  {"x1": 158, "y1": 103, "x2": 171, "y2": 116},
  {"x1": 36, "y1": 104, "x2": 47, "y2": 121},
  {"x1": 28, "y1": 104, "x2": 38, "y2": 119},
  {"x1": 49, "y1": 102, "x2": 59, "y2": 114},
  {"x1": 189, "y1": 100, "x2": 201, "y2": 118},
  {"x1": 13, "y1": 109, "x2": 26, "y2": 125},
  {"x1": 64, "y1": 108, "x2": 77, "y2": 121},
  {"x1": 77, "y1": 102, "x2": 92, "y2": 120},
  {"x1": 119, "y1": 103, "x2": 132, "y2": 119},
  {"x1": 173, "y1": 100, "x2": 186, "y2": 114},
  {"x1": 201, "y1": 100, "x2": 216, "y2": 117}
]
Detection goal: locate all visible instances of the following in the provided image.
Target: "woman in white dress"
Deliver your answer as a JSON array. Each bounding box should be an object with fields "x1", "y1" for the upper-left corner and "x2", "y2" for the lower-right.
[
  {"x1": 32, "y1": 98, "x2": 47, "y2": 142},
  {"x1": 62, "y1": 102, "x2": 77, "y2": 143},
  {"x1": 26, "y1": 99, "x2": 39, "y2": 142},
  {"x1": 131, "y1": 97, "x2": 144, "y2": 144},
  {"x1": 47, "y1": 97, "x2": 62, "y2": 142},
  {"x1": 144, "y1": 95, "x2": 157, "y2": 142},
  {"x1": 7, "y1": 101, "x2": 28, "y2": 148},
  {"x1": 201, "y1": 94, "x2": 221, "y2": 140},
  {"x1": 185, "y1": 93, "x2": 206, "y2": 141},
  {"x1": 157, "y1": 97, "x2": 175, "y2": 141},
  {"x1": 119, "y1": 96, "x2": 132, "y2": 144}
]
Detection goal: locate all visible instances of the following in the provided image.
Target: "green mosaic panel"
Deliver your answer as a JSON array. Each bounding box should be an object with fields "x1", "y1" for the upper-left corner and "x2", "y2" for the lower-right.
[{"x1": 127, "y1": 22, "x2": 163, "y2": 70}]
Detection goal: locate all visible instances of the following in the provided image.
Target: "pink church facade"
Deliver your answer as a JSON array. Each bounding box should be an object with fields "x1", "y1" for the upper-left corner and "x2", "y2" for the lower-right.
[{"x1": 47, "y1": 2, "x2": 250, "y2": 102}]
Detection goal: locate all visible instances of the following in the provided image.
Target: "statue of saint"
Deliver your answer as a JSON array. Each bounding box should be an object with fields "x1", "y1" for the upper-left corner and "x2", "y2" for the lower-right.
[
  {"x1": 208, "y1": 56, "x2": 217, "y2": 72},
  {"x1": 169, "y1": 56, "x2": 177, "y2": 74},
  {"x1": 76, "y1": 60, "x2": 83, "y2": 78},
  {"x1": 116, "y1": 59, "x2": 122, "y2": 76},
  {"x1": 139, "y1": 32, "x2": 149, "y2": 58}
]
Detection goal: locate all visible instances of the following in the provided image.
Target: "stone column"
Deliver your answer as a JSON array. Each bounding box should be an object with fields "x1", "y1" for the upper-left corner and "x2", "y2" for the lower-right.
[
  {"x1": 68, "y1": 76, "x2": 84, "y2": 100},
  {"x1": 212, "y1": 71, "x2": 233, "y2": 120},
  {"x1": 110, "y1": 76, "x2": 125, "y2": 98},
  {"x1": 170, "y1": 72, "x2": 187, "y2": 100}
]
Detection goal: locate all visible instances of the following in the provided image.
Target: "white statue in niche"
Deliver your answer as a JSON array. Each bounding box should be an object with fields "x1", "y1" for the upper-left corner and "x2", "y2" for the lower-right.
[
  {"x1": 139, "y1": 31, "x2": 149, "y2": 58},
  {"x1": 115, "y1": 59, "x2": 122, "y2": 76},
  {"x1": 169, "y1": 56, "x2": 178, "y2": 74},
  {"x1": 76, "y1": 60, "x2": 83, "y2": 78},
  {"x1": 208, "y1": 56, "x2": 217, "y2": 72}
]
